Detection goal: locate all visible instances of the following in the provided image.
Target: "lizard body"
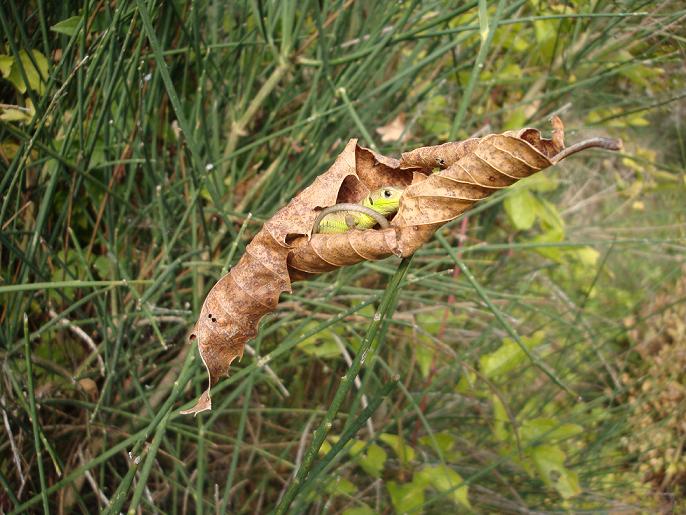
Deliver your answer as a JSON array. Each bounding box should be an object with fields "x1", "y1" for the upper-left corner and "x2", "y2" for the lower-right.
[{"x1": 312, "y1": 186, "x2": 404, "y2": 234}]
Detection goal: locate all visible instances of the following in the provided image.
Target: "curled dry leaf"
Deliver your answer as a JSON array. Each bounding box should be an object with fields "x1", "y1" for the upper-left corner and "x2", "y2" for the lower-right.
[{"x1": 182, "y1": 117, "x2": 622, "y2": 414}]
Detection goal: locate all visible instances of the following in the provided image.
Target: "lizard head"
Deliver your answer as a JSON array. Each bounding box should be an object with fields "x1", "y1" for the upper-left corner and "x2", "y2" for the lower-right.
[{"x1": 363, "y1": 186, "x2": 404, "y2": 217}]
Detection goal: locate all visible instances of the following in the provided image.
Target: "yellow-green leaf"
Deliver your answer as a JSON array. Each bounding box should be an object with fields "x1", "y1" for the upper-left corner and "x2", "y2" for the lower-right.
[
  {"x1": 504, "y1": 189, "x2": 538, "y2": 231},
  {"x1": 499, "y1": 63, "x2": 523, "y2": 80},
  {"x1": 337, "y1": 439, "x2": 387, "y2": 478},
  {"x1": 480, "y1": 332, "x2": 544, "y2": 379},
  {"x1": 416, "y1": 464, "x2": 471, "y2": 509},
  {"x1": 0, "y1": 141, "x2": 21, "y2": 159},
  {"x1": 325, "y1": 476, "x2": 357, "y2": 496},
  {"x1": 348, "y1": 440, "x2": 387, "y2": 478},
  {"x1": 416, "y1": 343, "x2": 434, "y2": 379},
  {"x1": 7, "y1": 50, "x2": 49, "y2": 94},
  {"x1": 418, "y1": 431, "x2": 456, "y2": 454},
  {"x1": 0, "y1": 102, "x2": 34, "y2": 122},
  {"x1": 342, "y1": 506, "x2": 375, "y2": 515},
  {"x1": 358, "y1": 443, "x2": 387, "y2": 478},
  {"x1": 491, "y1": 394, "x2": 510, "y2": 442},
  {"x1": 318, "y1": 439, "x2": 332, "y2": 456},
  {"x1": 536, "y1": 198, "x2": 565, "y2": 233},
  {"x1": 387, "y1": 480, "x2": 425, "y2": 514},
  {"x1": 530, "y1": 228, "x2": 565, "y2": 263},
  {"x1": 503, "y1": 107, "x2": 527, "y2": 130},
  {"x1": 518, "y1": 172, "x2": 559, "y2": 193},
  {"x1": 379, "y1": 433, "x2": 415, "y2": 465},
  {"x1": 533, "y1": 19, "x2": 560, "y2": 60},
  {"x1": 50, "y1": 15, "x2": 82, "y2": 36},
  {"x1": 521, "y1": 418, "x2": 583, "y2": 445},
  {"x1": 531, "y1": 444, "x2": 582, "y2": 499},
  {"x1": 573, "y1": 247, "x2": 599, "y2": 268},
  {"x1": 0, "y1": 55, "x2": 13, "y2": 78},
  {"x1": 455, "y1": 369, "x2": 477, "y2": 394},
  {"x1": 297, "y1": 322, "x2": 341, "y2": 358}
]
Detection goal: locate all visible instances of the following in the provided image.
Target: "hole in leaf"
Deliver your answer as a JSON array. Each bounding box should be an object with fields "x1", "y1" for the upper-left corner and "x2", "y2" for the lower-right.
[
  {"x1": 285, "y1": 233, "x2": 300, "y2": 245},
  {"x1": 337, "y1": 175, "x2": 366, "y2": 203}
]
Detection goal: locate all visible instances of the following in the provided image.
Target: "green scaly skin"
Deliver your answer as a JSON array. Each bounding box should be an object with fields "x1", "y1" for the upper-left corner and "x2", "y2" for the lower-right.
[{"x1": 313, "y1": 186, "x2": 404, "y2": 234}]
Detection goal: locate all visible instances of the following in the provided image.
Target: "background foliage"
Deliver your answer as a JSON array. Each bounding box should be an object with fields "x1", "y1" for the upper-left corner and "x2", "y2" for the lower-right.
[{"x1": 1, "y1": 0, "x2": 685, "y2": 513}]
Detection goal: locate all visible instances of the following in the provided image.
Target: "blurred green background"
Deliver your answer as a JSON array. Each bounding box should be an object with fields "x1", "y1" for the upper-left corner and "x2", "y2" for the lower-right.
[{"x1": 1, "y1": 0, "x2": 685, "y2": 513}]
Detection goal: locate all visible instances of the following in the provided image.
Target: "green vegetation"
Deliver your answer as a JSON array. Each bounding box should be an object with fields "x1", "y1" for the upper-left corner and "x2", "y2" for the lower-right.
[{"x1": 1, "y1": 0, "x2": 685, "y2": 513}]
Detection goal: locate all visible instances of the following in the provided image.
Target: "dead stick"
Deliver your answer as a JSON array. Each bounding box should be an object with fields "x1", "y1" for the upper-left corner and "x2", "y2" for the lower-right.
[{"x1": 552, "y1": 137, "x2": 623, "y2": 164}]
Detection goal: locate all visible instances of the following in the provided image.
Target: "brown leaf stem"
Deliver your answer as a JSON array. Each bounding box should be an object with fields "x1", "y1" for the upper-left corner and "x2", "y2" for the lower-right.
[{"x1": 551, "y1": 137, "x2": 623, "y2": 163}]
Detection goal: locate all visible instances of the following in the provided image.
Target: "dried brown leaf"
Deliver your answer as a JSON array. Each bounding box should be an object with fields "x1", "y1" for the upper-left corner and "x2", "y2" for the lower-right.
[{"x1": 183, "y1": 117, "x2": 621, "y2": 414}]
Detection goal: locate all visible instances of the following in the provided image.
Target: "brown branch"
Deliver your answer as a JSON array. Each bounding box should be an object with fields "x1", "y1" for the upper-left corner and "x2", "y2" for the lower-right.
[{"x1": 552, "y1": 137, "x2": 623, "y2": 163}]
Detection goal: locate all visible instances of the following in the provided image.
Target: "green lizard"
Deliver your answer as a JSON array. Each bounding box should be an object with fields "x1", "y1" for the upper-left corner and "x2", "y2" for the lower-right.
[{"x1": 312, "y1": 186, "x2": 404, "y2": 234}]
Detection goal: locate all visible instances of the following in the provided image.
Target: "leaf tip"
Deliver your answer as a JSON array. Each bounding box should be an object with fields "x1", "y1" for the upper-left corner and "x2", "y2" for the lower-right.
[{"x1": 180, "y1": 390, "x2": 212, "y2": 416}]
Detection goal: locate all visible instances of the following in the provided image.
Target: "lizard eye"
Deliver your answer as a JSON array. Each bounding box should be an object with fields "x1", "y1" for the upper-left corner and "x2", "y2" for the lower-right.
[{"x1": 383, "y1": 189, "x2": 392, "y2": 198}]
